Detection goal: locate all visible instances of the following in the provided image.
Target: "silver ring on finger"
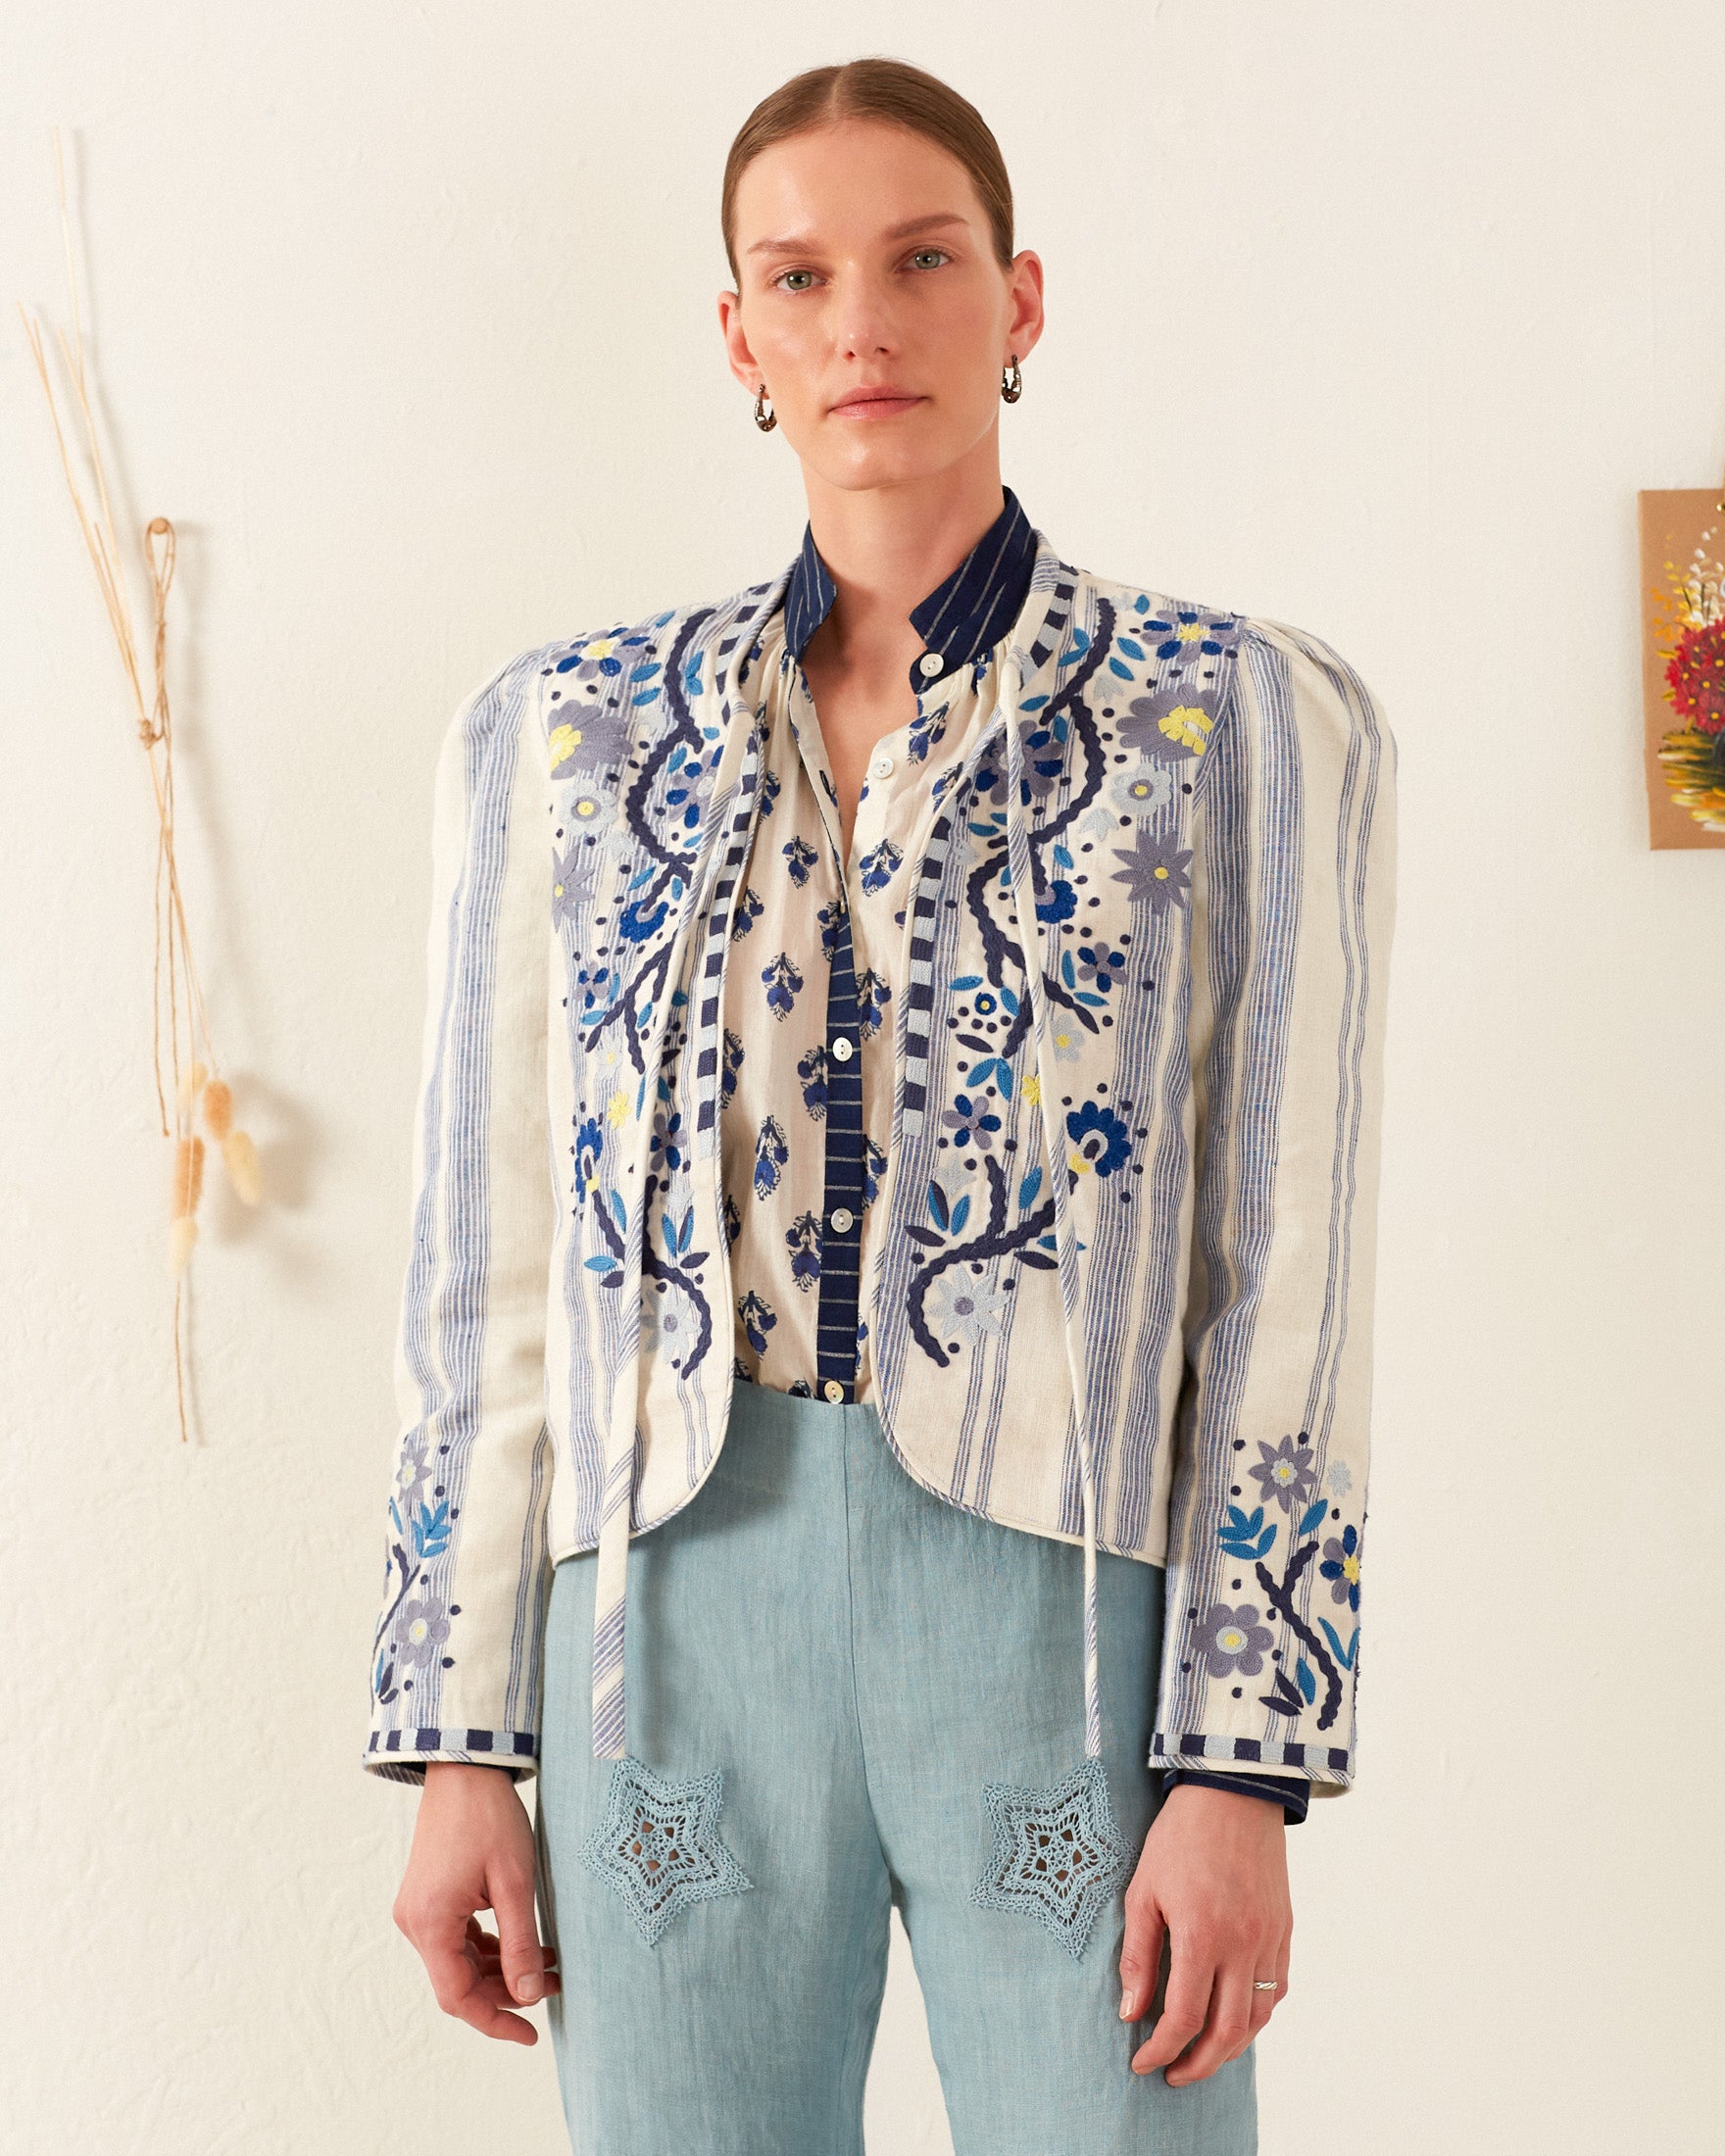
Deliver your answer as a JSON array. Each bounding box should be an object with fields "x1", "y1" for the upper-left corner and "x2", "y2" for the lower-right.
[{"x1": 1252, "y1": 1980, "x2": 1279, "y2": 1991}]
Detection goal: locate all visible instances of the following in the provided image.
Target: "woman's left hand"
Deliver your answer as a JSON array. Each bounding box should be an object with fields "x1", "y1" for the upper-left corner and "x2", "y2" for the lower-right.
[{"x1": 1117, "y1": 1782, "x2": 1292, "y2": 2084}]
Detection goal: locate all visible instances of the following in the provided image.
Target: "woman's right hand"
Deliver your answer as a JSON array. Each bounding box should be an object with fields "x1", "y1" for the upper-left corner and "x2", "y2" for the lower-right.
[{"x1": 392, "y1": 1761, "x2": 562, "y2": 2044}]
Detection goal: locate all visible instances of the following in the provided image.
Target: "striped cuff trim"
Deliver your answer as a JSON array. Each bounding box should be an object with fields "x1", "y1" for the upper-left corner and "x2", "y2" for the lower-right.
[
  {"x1": 364, "y1": 1727, "x2": 538, "y2": 1786},
  {"x1": 1150, "y1": 1731, "x2": 1352, "y2": 1775}
]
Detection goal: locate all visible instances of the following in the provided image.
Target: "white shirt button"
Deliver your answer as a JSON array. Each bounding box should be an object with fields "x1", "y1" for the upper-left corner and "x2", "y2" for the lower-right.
[
  {"x1": 830, "y1": 1035, "x2": 855, "y2": 1061},
  {"x1": 917, "y1": 652, "x2": 944, "y2": 677},
  {"x1": 829, "y1": 1206, "x2": 854, "y2": 1234},
  {"x1": 822, "y1": 1379, "x2": 845, "y2": 1402},
  {"x1": 869, "y1": 752, "x2": 894, "y2": 778}
]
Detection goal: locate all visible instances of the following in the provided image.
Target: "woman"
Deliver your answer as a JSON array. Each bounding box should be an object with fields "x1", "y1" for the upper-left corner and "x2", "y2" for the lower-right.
[{"x1": 367, "y1": 57, "x2": 1397, "y2": 2156}]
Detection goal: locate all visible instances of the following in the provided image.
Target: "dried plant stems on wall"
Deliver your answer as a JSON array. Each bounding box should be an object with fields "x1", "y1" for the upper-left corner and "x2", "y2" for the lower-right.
[{"x1": 18, "y1": 129, "x2": 264, "y2": 1442}]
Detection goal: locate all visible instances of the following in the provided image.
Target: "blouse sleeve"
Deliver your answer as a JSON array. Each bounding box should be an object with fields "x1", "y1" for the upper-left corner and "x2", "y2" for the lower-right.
[
  {"x1": 362, "y1": 645, "x2": 559, "y2": 1786},
  {"x1": 1148, "y1": 614, "x2": 1399, "y2": 1801}
]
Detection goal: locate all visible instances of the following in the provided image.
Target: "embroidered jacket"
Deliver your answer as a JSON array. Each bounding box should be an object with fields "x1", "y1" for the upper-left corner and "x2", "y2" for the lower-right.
[{"x1": 364, "y1": 500, "x2": 1399, "y2": 1818}]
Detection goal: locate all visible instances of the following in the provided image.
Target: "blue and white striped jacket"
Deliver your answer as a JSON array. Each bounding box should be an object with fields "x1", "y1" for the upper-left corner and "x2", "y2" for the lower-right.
[{"x1": 364, "y1": 521, "x2": 1399, "y2": 1811}]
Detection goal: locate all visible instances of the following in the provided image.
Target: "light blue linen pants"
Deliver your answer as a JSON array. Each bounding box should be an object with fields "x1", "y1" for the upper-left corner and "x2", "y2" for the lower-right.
[{"x1": 533, "y1": 1375, "x2": 1257, "y2": 2154}]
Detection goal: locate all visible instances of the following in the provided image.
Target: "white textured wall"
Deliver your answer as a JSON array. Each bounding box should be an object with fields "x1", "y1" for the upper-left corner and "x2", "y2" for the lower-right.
[{"x1": 5, "y1": 5, "x2": 1722, "y2": 2151}]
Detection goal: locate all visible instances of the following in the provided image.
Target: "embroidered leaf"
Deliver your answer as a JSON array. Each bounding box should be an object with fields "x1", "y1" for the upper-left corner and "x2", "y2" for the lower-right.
[
  {"x1": 1054, "y1": 843, "x2": 1073, "y2": 868},
  {"x1": 1296, "y1": 1659, "x2": 1317, "y2": 1704},
  {"x1": 1075, "y1": 991, "x2": 1107, "y2": 1007},
  {"x1": 676, "y1": 1205, "x2": 694, "y2": 1255},
  {"x1": 1060, "y1": 949, "x2": 1077, "y2": 990},
  {"x1": 927, "y1": 1181, "x2": 951, "y2": 1232},
  {"x1": 950, "y1": 1195, "x2": 970, "y2": 1235},
  {"x1": 951, "y1": 974, "x2": 984, "y2": 990},
  {"x1": 1298, "y1": 1498, "x2": 1330, "y2": 1538},
  {"x1": 1019, "y1": 693, "x2": 1050, "y2": 710},
  {"x1": 1260, "y1": 1671, "x2": 1306, "y2": 1717},
  {"x1": 1108, "y1": 657, "x2": 1134, "y2": 680},
  {"x1": 1117, "y1": 637, "x2": 1146, "y2": 660},
  {"x1": 609, "y1": 1189, "x2": 628, "y2": 1235},
  {"x1": 1018, "y1": 1166, "x2": 1043, "y2": 1209},
  {"x1": 999, "y1": 985, "x2": 1019, "y2": 1016},
  {"x1": 585, "y1": 1251, "x2": 620, "y2": 1274},
  {"x1": 1318, "y1": 1618, "x2": 1358, "y2": 1669},
  {"x1": 413, "y1": 1498, "x2": 451, "y2": 1561}
]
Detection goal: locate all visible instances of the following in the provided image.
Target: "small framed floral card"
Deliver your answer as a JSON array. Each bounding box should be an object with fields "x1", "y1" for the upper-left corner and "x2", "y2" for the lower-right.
[{"x1": 1640, "y1": 487, "x2": 1725, "y2": 849}]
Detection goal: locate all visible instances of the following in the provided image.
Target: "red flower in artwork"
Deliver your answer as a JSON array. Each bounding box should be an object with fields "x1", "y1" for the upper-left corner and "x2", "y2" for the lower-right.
[{"x1": 1665, "y1": 618, "x2": 1725, "y2": 733}]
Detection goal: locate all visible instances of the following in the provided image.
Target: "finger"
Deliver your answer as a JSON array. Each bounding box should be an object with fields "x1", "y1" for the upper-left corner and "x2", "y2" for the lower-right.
[
  {"x1": 1117, "y1": 1893, "x2": 1166, "y2": 2024},
  {"x1": 1166, "y1": 1963, "x2": 1255, "y2": 2085},
  {"x1": 1244, "y1": 1969, "x2": 1279, "y2": 2043},
  {"x1": 1131, "y1": 1937, "x2": 1214, "y2": 2076},
  {"x1": 465, "y1": 1914, "x2": 560, "y2": 1975},
  {"x1": 489, "y1": 1854, "x2": 551, "y2": 2006},
  {"x1": 419, "y1": 1915, "x2": 542, "y2": 2046}
]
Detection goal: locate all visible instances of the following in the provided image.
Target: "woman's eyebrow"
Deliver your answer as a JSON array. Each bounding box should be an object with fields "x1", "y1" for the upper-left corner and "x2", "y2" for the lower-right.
[{"x1": 746, "y1": 212, "x2": 970, "y2": 257}]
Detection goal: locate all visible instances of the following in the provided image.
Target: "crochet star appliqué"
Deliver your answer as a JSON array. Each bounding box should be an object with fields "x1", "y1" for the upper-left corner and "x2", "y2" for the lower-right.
[
  {"x1": 970, "y1": 1755, "x2": 1131, "y2": 1961},
  {"x1": 579, "y1": 1755, "x2": 754, "y2": 1947}
]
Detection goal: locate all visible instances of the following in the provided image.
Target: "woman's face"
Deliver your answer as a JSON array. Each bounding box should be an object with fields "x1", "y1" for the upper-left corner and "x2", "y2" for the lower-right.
[{"x1": 719, "y1": 117, "x2": 1043, "y2": 496}]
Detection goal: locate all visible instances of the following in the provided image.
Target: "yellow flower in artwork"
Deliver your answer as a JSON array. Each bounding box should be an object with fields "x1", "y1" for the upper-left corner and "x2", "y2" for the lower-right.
[
  {"x1": 1023, "y1": 1072, "x2": 1042, "y2": 1104},
  {"x1": 606, "y1": 1089, "x2": 633, "y2": 1128},
  {"x1": 549, "y1": 721, "x2": 583, "y2": 773},
  {"x1": 1158, "y1": 706, "x2": 1212, "y2": 756},
  {"x1": 582, "y1": 637, "x2": 620, "y2": 662}
]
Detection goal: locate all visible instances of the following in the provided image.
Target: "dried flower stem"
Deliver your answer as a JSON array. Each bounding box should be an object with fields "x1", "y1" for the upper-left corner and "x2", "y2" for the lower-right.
[{"x1": 19, "y1": 127, "x2": 265, "y2": 1442}]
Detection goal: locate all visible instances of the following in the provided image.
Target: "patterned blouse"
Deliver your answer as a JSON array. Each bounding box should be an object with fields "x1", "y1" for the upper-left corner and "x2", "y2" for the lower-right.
[{"x1": 709, "y1": 489, "x2": 1309, "y2": 1825}]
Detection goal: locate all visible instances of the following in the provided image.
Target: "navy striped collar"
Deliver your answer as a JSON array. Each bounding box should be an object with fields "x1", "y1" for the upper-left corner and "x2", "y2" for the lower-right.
[{"x1": 782, "y1": 485, "x2": 1038, "y2": 695}]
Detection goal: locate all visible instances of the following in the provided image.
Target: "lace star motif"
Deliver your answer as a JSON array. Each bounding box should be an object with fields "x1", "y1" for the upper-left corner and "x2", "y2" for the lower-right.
[
  {"x1": 970, "y1": 1754, "x2": 1131, "y2": 1961},
  {"x1": 579, "y1": 1755, "x2": 754, "y2": 1947}
]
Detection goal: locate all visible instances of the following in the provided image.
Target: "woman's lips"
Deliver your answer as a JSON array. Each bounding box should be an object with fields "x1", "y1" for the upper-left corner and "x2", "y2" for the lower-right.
[{"x1": 830, "y1": 394, "x2": 924, "y2": 418}]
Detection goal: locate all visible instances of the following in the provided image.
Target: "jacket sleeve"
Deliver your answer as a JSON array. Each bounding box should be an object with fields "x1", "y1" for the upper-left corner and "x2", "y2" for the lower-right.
[
  {"x1": 1148, "y1": 614, "x2": 1399, "y2": 1800},
  {"x1": 363, "y1": 645, "x2": 559, "y2": 1786}
]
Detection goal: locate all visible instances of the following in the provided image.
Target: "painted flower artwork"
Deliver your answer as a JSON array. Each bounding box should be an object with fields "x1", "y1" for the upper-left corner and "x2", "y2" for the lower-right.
[{"x1": 1640, "y1": 489, "x2": 1725, "y2": 848}]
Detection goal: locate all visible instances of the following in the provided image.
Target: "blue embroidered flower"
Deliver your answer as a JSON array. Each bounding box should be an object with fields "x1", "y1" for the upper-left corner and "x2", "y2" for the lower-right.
[
  {"x1": 762, "y1": 950, "x2": 803, "y2": 1020},
  {"x1": 651, "y1": 1099, "x2": 687, "y2": 1175},
  {"x1": 1073, "y1": 941, "x2": 1127, "y2": 996},
  {"x1": 1320, "y1": 1523, "x2": 1362, "y2": 1610},
  {"x1": 1194, "y1": 1601, "x2": 1273, "y2": 1678},
  {"x1": 1065, "y1": 1100, "x2": 1131, "y2": 1176},
  {"x1": 1248, "y1": 1433, "x2": 1318, "y2": 1516},
  {"x1": 942, "y1": 1093, "x2": 1003, "y2": 1152}
]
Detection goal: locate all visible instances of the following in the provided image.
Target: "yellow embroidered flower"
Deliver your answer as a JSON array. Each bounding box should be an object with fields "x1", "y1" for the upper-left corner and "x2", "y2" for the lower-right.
[
  {"x1": 1022, "y1": 1072, "x2": 1041, "y2": 1105},
  {"x1": 1159, "y1": 706, "x2": 1212, "y2": 756},
  {"x1": 549, "y1": 721, "x2": 583, "y2": 773},
  {"x1": 606, "y1": 1090, "x2": 633, "y2": 1128},
  {"x1": 582, "y1": 636, "x2": 620, "y2": 662}
]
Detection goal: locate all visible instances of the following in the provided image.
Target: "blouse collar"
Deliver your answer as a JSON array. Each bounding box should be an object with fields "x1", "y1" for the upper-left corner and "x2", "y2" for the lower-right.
[{"x1": 782, "y1": 484, "x2": 1039, "y2": 696}]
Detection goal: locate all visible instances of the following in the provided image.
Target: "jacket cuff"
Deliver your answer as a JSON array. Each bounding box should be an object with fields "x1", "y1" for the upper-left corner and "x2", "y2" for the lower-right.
[
  {"x1": 1160, "y1": 1767, "x2": 1310, "y2": 1825},
  {"x1": 362, "y1": 1728, "x2": 538, "y2": 1787}
]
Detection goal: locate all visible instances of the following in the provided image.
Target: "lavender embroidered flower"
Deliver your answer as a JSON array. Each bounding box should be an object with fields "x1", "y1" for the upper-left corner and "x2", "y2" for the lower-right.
[
  {"x1": 1248, "y1": 1433, "x2": 1318, "y2": 1516},
  {"x1": 395, "y1": 1593, "x2": 450, "y2": 1671},
  {"x1": 1195, "y1": 1601, "x2": 1273, "y2": 1678}
]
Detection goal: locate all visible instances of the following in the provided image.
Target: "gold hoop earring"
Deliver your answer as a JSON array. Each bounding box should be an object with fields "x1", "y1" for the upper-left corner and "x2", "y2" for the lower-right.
[
  {"x1": 753, "y1": 383, "x2": 777, "y2": 432},
  {"x1": 1001, "y1": 355, "x2": 1022, "y2": 404}
]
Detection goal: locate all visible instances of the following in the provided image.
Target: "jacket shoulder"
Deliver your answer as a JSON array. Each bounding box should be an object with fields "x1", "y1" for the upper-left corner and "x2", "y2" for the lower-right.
[
  {"x1": 532, "y1": 573, "x2": 781, "y2": 686},
  {"x1": 1071, "y1": 563, "x2": 1392, "y2": 749}
]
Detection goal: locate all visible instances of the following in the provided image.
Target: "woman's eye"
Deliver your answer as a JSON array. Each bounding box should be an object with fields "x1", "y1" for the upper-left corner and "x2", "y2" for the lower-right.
[
  {"x1": 771, "y1": 248, "x2": 950, "y2": 293},
  {"x1": 774, "y1": 269, "x2": 816, "y2": 292},
  {"x1": 909, "y1": 248, "x2": 951, "y2": 270}
]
